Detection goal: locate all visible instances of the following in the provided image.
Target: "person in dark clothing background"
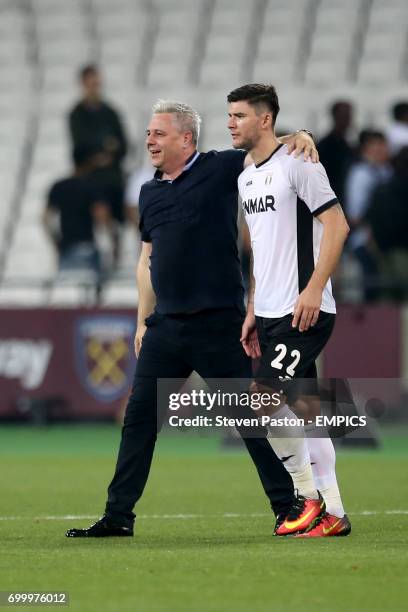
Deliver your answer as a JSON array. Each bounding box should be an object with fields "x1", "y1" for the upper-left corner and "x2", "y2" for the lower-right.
[
  {"x1": 44, "y1": 146, "x2": 110, "y2": 276},
  {"x1": 345, "y1": 130, "x2": 392, "y2": 301},
  {"x1": 386, "y1": 101, "x2": 408, "y2": 157},
  {"x1": 68, "y1": 65, "x2": 128, "y2": 261},
  {"x1": 318, "y1": 100, "x2": 356, "y2": 204},
  {"x1": 365, "y1": 147, "x2": 408, "y2": 300}
]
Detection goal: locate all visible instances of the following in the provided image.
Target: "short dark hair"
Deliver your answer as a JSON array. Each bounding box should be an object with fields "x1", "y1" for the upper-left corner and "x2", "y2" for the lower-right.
[
  {"x1": 392, "y1": 102, "x2": 408, "y2": 121},
  {"x1": 359, "y1": 129, "x2": 385, "y2": 148},
  {"x1": 79, "y1": 64, "x2": 98, "y2": 81},
  {"x1": 227, "y1": 84, "x2": 280, "y2": 126},
  {"x1": 330, "y1": 100, "x2": 352, "y2": 118}
]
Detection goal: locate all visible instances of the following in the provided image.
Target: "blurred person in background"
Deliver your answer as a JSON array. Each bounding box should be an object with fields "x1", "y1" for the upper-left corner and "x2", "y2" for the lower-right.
[
  {"x1": 386, "y1": 101, "x2": 408, "y2": 157},
  {"x1": 44, "y1": 146, "x2": 110, "y2": 278},
  {"x1": 68, "y1": 65, "x2": 128, "y2": 263},
  {"x1": 345, "y1": 130, "x2": 392, "y2": 301},
  {"x1": 366, "y1": 147, "x2": 408, "y2": 301},
  {"x1": 125, "y1": 156, "x2": 154, "y2": 230},
  {"x1": 318, "y1": 101, "x2": 356, "y2": 204}
]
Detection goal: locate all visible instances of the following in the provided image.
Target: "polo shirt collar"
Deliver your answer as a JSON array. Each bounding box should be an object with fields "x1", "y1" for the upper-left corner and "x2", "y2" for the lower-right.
[{"x1": 154, "y1": 150, "x2": 200, "y2": 181}]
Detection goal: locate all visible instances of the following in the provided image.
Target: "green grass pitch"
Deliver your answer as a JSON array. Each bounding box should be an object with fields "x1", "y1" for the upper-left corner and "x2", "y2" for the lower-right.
[{"x1": 0, "y1": 425, "x2": 407, "y2": 612}]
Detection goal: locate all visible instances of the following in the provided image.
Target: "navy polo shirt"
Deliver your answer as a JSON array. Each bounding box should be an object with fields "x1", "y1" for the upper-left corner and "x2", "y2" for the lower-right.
[{"x1": 139, "y1": 149, "x2": 247, "y2": 314}]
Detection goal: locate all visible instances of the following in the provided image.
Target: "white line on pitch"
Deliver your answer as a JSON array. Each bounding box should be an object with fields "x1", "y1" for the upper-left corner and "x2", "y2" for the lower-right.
[{"x1": 0, "y1": 510, "x2": 408, "y2": 521}]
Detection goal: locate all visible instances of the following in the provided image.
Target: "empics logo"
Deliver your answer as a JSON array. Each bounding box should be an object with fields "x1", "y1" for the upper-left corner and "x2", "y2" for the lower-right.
[{"x1": 242, "y1": 195, "x2": 276, "y2": 215}]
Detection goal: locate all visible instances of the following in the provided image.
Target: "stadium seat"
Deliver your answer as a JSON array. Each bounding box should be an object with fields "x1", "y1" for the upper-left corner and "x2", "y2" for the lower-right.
[
  {"x1": 38, "y1": 41, "x2": 93, "y2": 66},
  {"x1": 262, "y1": 4, "x2": 307, "y2": 30},
  {"x1": 369, "y1": 5, "x2": 408, "y2": 31},
  {"x1": 0, "y1": 286, "x2": 49, "y2": 307},
  {"x1": 358, "y1": 60, "x2": 403, "y2": 85},
  {"x1": 253, "y1": 60, "x2": 296, "y2": 84},
  {"x1": 101, "y1": 281, "x2": 139, "y2": 307},
  {"x1": 32, "y1": 0, "x2": 83, "y2": 13},
  {"x1": 363, "y1": 33, "x2": 406, "y2": 60},
  {"x1": 100, "y1": 39, "x2": 143, "y2": 64},
  {"x1": 3, "y1": 247, "x2": 57, "y2": 282},
  {"x1": 92, "y1": 0, "x2": 138, "y2": 12},
  {"x1": 200, "y1": 62, "x2": 242, "y2": 89},
  {"x1": 11, "y1": 224, "x2": 52, "y2": 253},
  {"x1": 149, "y1": 61, "x2": 190, "y2": 87},
  {"x1": 49, "y1": 280, "x2": 97, "y2": 307},
  {"x1": 1, "y1": 0, "x2": 406, "y2": 305},
  {"x1": 306, "y1": 59, "x2": 350, "y2": 86},
  {"x1": 19, "y1": 196, "x2": 46, "y2": 224},
  {"x1": 34, "y1": 15, "x2": 86, "y2": 37}
]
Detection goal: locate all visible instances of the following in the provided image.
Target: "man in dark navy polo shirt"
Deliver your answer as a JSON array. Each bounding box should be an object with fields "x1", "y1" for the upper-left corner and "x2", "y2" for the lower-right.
[{"x1": 66, "y1": 100, "x2": 319, "y2": 539}]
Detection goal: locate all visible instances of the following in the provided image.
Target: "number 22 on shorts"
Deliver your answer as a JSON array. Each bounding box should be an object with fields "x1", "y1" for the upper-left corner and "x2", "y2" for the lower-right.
[{"x1": 270, "y1": 343, "x2": 301, "y2": 377}]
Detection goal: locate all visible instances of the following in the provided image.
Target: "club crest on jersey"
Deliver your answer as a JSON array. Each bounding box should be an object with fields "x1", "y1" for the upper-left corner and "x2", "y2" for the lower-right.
[
  {"x1": 265, "y1": 173, "x2": 273, "y2": 185},
  {"x1": 242, "y1": 195, "x2": 276, "y2": 215}
]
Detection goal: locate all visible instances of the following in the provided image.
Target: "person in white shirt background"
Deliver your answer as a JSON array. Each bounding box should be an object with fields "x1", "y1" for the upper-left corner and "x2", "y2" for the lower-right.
[{"x1": 345, "y1": 130, "x2": 392, "y2": 301}]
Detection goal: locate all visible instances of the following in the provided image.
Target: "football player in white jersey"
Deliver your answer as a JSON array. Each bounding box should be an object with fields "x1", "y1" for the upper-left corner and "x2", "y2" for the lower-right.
[{"x1": 228, "y1": 84, "x2": 351, "y2": 537}]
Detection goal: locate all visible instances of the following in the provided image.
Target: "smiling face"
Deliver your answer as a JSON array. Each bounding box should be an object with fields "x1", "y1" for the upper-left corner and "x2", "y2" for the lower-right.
[
  {"x1": 145, "y1": 113, "x2": 192, "y2": 173},
  {"x1": 228, "y1": 100, "x2": 273, "y2": 151}
]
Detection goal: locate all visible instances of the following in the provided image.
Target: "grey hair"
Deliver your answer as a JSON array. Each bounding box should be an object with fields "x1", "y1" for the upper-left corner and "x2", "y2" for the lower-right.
[{"x1": 152, "y1": 99, "x2": 202, "y2": 145}]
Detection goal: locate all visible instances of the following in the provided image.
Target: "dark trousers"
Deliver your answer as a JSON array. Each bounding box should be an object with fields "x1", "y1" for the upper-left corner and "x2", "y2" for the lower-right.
[{"x1": 105, "y1": 308, "x2": 294, "y2": 526}]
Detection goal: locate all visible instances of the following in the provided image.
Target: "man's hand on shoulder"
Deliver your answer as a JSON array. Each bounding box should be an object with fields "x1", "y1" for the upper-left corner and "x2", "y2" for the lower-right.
[{"x1": 281, "y1": 131, "x2": 319, "y2": 163}]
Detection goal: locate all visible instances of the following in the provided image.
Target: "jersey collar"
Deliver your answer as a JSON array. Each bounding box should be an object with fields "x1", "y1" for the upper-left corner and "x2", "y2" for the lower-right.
[{"x1": 254, "y1": 143, "x2": 284, "y2": 168}]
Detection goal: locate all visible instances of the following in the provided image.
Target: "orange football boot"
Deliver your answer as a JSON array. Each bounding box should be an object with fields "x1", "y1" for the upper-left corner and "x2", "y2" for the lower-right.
[
  {"x1": 295, "y1": 512, "x2": 351, "y2": 538},
  {"x1": 274, "y1": 492, "x2": 325, "y2": 536}
]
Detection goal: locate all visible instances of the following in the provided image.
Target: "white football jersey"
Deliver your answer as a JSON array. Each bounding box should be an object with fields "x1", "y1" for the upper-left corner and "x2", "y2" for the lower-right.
[{"x1": 238, "y1": 144, "x2": 338, "y2": 318}]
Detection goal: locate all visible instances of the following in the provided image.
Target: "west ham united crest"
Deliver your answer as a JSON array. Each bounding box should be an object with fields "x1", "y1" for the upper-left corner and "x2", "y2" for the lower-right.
[{"x1": 74, "y1": 316, "x2": 136, "y2": 402}]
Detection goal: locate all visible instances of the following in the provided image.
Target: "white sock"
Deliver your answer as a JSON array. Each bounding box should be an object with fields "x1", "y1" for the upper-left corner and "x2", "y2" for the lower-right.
[
  {"x1": 305, "y1": 425, "x2": 345, "y2": 517},
  {"x1": 267, "y1": 404, "x2": 318, "y2": 500}
]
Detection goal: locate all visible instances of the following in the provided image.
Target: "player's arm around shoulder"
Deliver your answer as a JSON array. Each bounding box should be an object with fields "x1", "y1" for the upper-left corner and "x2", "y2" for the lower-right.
[
  {"x1": 279, "y1": 130, "x2": 319, "y2": 162},
  {"x1": 243, "y1": 131, "x2": 318, "y2": 168}
]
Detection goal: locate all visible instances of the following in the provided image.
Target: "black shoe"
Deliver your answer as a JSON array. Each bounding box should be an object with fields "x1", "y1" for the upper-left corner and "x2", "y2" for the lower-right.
[{"x1": 65, "y1": 515, "x2": 134, "y2": 538}]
